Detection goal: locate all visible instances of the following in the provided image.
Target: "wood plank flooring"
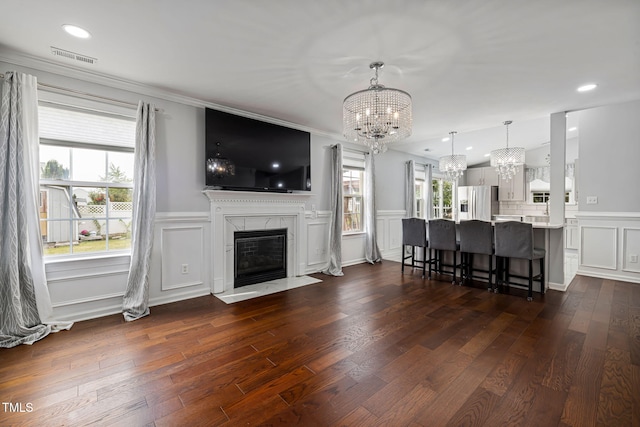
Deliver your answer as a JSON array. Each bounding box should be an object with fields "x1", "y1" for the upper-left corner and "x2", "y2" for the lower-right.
[{"x1": 1, "y1": 261, "x2": 639, "y2": 426}]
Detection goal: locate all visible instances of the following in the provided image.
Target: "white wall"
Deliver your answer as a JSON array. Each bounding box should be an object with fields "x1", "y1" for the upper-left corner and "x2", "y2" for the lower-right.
[
  {"x1": 577, "y1": 100, "x2": 640, "y2": 213},
  {"x1": 574, "y1": 100, "x2": 640, "y2": 284}
]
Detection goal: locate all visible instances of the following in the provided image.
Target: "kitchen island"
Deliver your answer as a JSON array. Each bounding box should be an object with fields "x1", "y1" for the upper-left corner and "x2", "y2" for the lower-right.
[{"x1": 438, "y1": 219, "x2": 565, "y2": 295}]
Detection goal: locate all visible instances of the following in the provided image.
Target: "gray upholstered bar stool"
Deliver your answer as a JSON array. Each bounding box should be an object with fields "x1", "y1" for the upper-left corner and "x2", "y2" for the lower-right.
[
  {"x1": 494, "y1": 221, "x2": 546, "y2": 301},
  {"x1": 458, "y1": 220, "x2": 494, "y2": 291},
  {"x1": 428, "y1": 219, "x2": 460, "y2": 284},
  {"x1": 401, "y1": 218, "x2": 429, "y2": 278}
]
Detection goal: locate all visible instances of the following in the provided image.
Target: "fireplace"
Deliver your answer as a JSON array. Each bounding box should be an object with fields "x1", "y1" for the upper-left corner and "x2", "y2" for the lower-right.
[
  {"x1": 234, "y1": 228, "x2": 287, "y2": 287},
  {"x1": 204, "y1": 190, "x2": 309, "y2": 293}
]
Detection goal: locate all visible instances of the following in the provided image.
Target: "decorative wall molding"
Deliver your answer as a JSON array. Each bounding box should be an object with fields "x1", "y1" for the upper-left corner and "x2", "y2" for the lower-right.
[
  {"x1": 160, "y1": 225, "x2": 205, "y2": 291},
  {"x1": 575, "y1": 212, "x2": 640, "y2": 284},
  {"x1": 377, "y1": 210, "x2": 406, "y2": 262},
  {"x1": 155, "y1": 212, "x2": 209, "y2": 223},
  {"x1": 580, "y1": 226, "x2": 617, "y2": 270},
  {"x1": 305, "y1": 211, "x2": 331, "y2": 273},
  {"x1": 51, "y1": 292, "x2": 125, "y2": 309},
  {"x1": 622, "y1": 227, "x2": 640, "y2": 273}
]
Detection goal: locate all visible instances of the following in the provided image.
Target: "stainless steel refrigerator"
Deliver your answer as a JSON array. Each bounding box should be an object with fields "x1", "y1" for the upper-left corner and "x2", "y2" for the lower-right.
[{"x1": 458, "y1": 186, "x2": 498, "y2": 221}]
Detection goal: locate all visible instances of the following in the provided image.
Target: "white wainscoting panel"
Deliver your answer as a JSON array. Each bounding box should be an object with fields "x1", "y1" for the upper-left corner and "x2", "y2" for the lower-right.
[
  {"x1": 161, "y1": 226, "x2": 205, "y2": 290},
  {"x1": 47, "y1": 255, "x2": 130, "y2": 322},
  {"x1": 622, "y1": 227, "x2": 640, "y2": 273},
  {"x1": 580, "y1": 226, "x2": 617, "y2": 270},
  {"x1": 342, "y1": 232, "x2": 366, "y2": 266},
  {"x1": 576, "y1": 212, "x2": 640, "y2": 283},
  {"x1": 305, "y1": 211, "x2": 331, "y2": 273},
  {"x1": 377, "y1": 210, "x2": 406, "y2": 262}
]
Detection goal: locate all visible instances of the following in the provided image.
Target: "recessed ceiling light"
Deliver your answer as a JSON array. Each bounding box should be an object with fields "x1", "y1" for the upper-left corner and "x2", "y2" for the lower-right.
[
  {"x1": 568, "y1": 127, "x2": 577, "y2": 132},
  {"x1": 465, "y1": 146, "x2": 473, "y2": 151},
  {"x1": 483, "y1": 153, "x2": 490, "y2": 157},
  {"x1": 442, "y1": 137, "x2": 449, "y2": 142},
  {"x1": 62, "y1": 24, "x2": 91, "y2": 39},
  {"x1": 577, "y1": 83, "x2": 597, "y2": 92},
  {"x1": 272, "y1": 162, "x2": 280, "y2": 169}
]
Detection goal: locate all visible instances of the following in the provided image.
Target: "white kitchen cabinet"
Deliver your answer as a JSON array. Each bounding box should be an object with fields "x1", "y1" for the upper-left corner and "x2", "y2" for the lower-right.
[
  {"x1": 465, "y1": 167, "x2": 499, "y2": 186},
  {"x1": 498, "y1": 167, "x2": 525, "y2": 201},
  {"x1": 565, "y1": 218, "x2": 579, "y2": 250}
]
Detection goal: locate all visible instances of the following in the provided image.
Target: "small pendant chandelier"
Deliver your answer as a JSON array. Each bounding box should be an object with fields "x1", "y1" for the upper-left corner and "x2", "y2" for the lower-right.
[
  {"x1": 490, "y1": 120, "x2": 525, "y2": 181},
  {"x1": 206, "y1": 142, "x2": 235, "y2": 178},
  {"x1": 439, "y1": 131, "x2": 467, "y2": 181},
  {"x1": 343, "y1": 61, "x2": 412, "y2": 154}
]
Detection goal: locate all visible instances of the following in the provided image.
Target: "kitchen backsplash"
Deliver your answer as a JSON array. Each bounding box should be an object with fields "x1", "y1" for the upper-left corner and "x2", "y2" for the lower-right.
[{"x1": 499, "y1": 201, "x2": 578, "y2": 218}]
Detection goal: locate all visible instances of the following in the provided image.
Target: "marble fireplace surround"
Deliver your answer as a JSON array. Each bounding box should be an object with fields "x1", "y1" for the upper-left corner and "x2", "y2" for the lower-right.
[{"x1": 203, "y1": 190, "x2": 310, "y2": 294}]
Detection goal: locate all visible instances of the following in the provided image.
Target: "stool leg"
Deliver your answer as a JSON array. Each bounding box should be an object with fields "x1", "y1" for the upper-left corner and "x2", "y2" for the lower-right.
[
  {"x1": 402, "y1": 245, "x2": 406, "y2": 273},
  {"x1": 428, "y1": 248, "x2": 432, "y2": 279},
  {"x1": 540, "y1": 257, "x2": 545, "y2": 295},
  {"x1": 453, "y1": 251, "x2": 457, "y2": 285},
  {"x1": 488, "y1": 255, "x2": 493, "y2": 292},
  {"x1": 505, "y1": 258, "x2": 510, "y2": 292},
  {"x1": 527, "y1": 259, "x2": 533, "y2": 302}
]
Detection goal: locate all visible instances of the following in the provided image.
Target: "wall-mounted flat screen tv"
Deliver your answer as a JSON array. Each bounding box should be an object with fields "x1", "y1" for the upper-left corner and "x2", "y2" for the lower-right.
[{"x1": 205, "y1": 108, "x2": 311, "y2": 192}]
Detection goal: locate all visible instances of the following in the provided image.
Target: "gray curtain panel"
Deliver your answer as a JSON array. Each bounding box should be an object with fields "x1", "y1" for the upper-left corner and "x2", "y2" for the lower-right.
[
  {"x1": 405, "y1": 160, "x2": 416, "y2": 218},
  {"x1": 323, "y1": 144, "x2": 344, "y2": 276},
  {"x1": 122, "y1": 101, "x2": 157, "y2": 321},
  {"x1": 0, "y1": 72, "x2": 52, "y2": 348},
  {"x1": 364, "y1": 152, "x2": 381, "y2": 264}
]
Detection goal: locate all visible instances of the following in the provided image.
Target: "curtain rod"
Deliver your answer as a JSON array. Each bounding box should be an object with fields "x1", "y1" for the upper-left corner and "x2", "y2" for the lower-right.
[{"x1": 2, "y1": 72, "x2": 158, "y2": 111}]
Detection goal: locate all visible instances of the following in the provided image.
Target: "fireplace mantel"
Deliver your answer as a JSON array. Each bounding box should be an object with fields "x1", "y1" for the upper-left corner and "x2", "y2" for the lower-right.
[{"x1": 203, "y1": 190, "x2": 312, "y2": 293}]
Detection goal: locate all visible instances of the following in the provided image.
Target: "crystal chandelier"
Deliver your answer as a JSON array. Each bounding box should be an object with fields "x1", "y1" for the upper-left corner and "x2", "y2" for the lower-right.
[
  {"x1": 343, "y1": 62, "x2": 412, "y2": 154},
  {"x1": 206, "y1": 142, "x2": 235, "y2": 178},
  {"x1": 439, "y1": 131, "x2": 467, "y2": 181},
  {"x1": 490, "y1": 120, "x2": 525, "y2": 180}
]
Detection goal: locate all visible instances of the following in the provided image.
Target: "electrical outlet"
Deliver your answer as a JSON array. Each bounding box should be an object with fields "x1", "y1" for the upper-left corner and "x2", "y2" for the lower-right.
[
  {"x1": 630, "y1": 254, "x2": 639, "y2": 263},
  {"x1": 586, "y1": 196, "x2": 598, "y2": 204},
  {"x1": 181, "y1": 264, "x2": 189, "y2": 274}
]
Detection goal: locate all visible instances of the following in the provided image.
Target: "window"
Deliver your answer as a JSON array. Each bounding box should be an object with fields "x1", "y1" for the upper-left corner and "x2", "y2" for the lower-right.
[
  {"x1": 38, "y1": 99, "x2": 136, "y2": 257},
  {"x1": 343, "y1": 168, "x2": 363, "y2": 232},
  {"x1": 342, "y1": 150, "x2": 366, "y2": 233},
  {"x1": 432, "y1": 178, "x2": 453, "y2": 219},
  {"x1": 532, "y1": 191, "x2": 570, "y2": 204},
  {"x1": 413, "y1": 163, "x2": 427, "y2": 219},
  {"x1": 415, "y1": 179, "x2": 426, "y2": 218}
]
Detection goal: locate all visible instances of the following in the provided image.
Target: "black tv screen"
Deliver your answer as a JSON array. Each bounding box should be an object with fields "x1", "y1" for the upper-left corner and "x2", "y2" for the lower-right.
[{"x1": 205, "y1": 108, "x2": 311, "y2": 192}]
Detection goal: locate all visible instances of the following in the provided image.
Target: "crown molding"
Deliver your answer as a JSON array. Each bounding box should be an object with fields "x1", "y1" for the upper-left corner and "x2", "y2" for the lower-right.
[{"x1": 0, "y1": 48, "x2": 342, "y2": 140}]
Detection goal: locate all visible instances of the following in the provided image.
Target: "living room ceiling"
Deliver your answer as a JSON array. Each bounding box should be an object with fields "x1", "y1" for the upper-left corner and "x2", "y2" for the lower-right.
[{"x1": 0, "y1": 0, "x2": 638, "y2": 165}]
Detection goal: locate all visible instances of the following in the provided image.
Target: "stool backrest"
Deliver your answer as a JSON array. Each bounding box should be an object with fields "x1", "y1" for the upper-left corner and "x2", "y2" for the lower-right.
[
  {"x1": 494, "y1": 221, "x2": 534, "y2": 259},
  {"x1": 402, "y1": 218, "x2": 427, "y2": 247},
  {"x1": 458, "y1": 220, "x2": 493, "y2": 255},
  {"x1": 428, "y1": 219, "x2": 457, "y2": 251}
]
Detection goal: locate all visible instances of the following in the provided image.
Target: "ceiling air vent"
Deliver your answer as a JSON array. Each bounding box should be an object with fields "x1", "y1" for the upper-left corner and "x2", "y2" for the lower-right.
[{"x1": 50, "y1": 47, "x2": 97, "y2": 65}]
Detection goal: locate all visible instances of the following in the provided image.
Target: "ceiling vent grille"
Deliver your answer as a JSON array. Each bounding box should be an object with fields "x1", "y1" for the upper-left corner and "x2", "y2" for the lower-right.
[{"x1": 50, "y1": 47, "x2": 97, "y2": 65}]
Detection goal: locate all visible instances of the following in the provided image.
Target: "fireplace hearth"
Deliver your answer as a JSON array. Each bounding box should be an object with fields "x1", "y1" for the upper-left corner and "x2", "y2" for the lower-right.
[{"x1": 234, "y1": 228, "x2": 287, "y2": 287}]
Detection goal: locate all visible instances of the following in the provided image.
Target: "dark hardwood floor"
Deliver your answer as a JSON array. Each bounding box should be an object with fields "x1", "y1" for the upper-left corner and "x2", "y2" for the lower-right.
[{"x1": 1, "y1": 261, "x2": 639, "y2": 426}]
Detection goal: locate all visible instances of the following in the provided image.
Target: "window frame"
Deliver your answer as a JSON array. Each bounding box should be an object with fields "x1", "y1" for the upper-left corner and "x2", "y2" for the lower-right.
[
  {"x1": 342, "y1": 166, "x2": 364, "y2": 234},
  {"x1": 38, "y1": 97, "x2": 137, "y2": 260},
  {"x1": 432, "y1": 176, "x2": 454, "y2": 220}
]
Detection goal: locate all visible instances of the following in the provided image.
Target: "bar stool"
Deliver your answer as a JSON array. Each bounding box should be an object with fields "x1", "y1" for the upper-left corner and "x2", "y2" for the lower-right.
[
  {"x1": 458, "y1": 220, "x2": 494, "y2": 291},
  {"x1": 401, "y1": 218, "x2": 429, "y2": 278},
  {"x1": 494, "y1": 221, "x2": 546, "y2": 301},
  {"x1": 428, "y1": 219, "x2": 460, "y2": 284}
]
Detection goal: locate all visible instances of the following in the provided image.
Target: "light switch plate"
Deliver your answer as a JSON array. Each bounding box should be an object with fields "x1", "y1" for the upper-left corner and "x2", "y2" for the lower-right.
[{"x1": 586, "y1": 196, "x2": 598, "y2": 204}]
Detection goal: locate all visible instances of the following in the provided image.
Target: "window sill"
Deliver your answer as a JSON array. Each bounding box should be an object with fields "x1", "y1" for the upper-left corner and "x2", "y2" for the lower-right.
[
  {"x1": 342, "y1": 231, "x2": 366, "y2": 237},
  {"x1": 44, "y1": 251, "x2": 131, "y2": 266}
]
